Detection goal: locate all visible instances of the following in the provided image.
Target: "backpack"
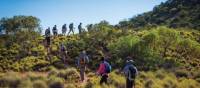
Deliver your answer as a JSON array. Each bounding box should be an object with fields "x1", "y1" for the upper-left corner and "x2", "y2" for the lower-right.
[
  {"x1": 80, "y1": 57, "x2": 85, "y2": 66},
  {"x1": 128, "y1": 65, "x2": 137, "y2": 80},
  {"x1": 104, "y1": 61, "x2": 112, "y2": 73},
  {"x1": 69, "y1": 24, "x2": 73, "y2": 29},
  {"x1": 45, "y1": 29, "x2": 50, "y2": 36},
  {"x1": 79, "y1": 56, "x2": 89, "y2": 66}
]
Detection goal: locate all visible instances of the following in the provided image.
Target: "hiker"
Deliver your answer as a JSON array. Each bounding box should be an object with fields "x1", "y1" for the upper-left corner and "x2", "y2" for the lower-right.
[
  {"x1": 77, "y1": 50, "x2": 89, "y2": 82},
  {"x1": 87, "y1": 24, "x2": 93, "y2": 32},
  {"x1": 45, "y1": 27, "x2": 51, "y2": 47},
  {"x1": 52, "y1": 25, "x2": 58, "y2": 36},
  {"x1": 123, "y1": 56, "x2": 138, "y2": 88},
  {"x1": 96, "y1": 57, "x2": 111, "y2": 85},
  {"x1": 68, "y1": 23, "x2": 74, "y2": 35},
  {"x1": 59, "y1": 43, "x2": 68, "y2": 65},
  {"x1": 62, "y1": 24, "x2": 67, "y2": 35},
  {"x1": 78, "y1": 23, "x2": 83, "y2": 34}
]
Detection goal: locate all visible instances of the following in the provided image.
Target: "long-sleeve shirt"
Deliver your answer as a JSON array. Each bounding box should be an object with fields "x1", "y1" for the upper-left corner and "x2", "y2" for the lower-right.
[{"x1": 123, "y1": 63, "x2": 138, "y2": 80}]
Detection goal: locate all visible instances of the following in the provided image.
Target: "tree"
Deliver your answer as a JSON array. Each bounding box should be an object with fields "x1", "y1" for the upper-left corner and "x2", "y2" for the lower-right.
[{"x1": 0, "y1": 16, "x2": 40, "y2": 34}]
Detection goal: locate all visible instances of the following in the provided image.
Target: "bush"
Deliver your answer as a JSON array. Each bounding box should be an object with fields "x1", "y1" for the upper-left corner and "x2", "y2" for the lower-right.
[
  {"x1": 174, "y1": 69, "x2": 189, "y2": 78},
  {"x1": 109, "y1": 71, "x2": 126, "y2": 87},
  {"x1": 48, "y1": 67, "x2": 59, "y2": 77},
  {"x1": 26, "y1": 72, "x2": 47, "y2": 82},
  {"x1": 0, "y1": 72, "x2": 21, "y2": 88},
  {"x1": 32, "y1": 80, "x2": 48, "y2": 88},
  {"x1": 48, "y1": 76, "x2": 64, "y2": 88},
  {"x1": 63, "y1": 68, "x2": 79, "y2": 82},
  {"x1": 17, "y1": 79, "x2": 33, "y2": 88},
  {"x1": 178, "y1": 78, "x2": 200, "y2": 88}
]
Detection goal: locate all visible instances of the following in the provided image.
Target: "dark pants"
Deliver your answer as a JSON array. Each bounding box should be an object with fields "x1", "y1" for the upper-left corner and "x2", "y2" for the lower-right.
[
  {"x1": 80, "y1": 67, "x2": 86, "y2": 81},
  {"x1": 53, "y1": 32, "x2": 57, "y2": 36},
  {"x1": 100, "y1": 75, "x2": 108, "y2": 85},
  {"x1": 68, "y1": 29, "x2": 74, "y2": 35},
  {"x1": 126, "y1": 78, "x2": 135, "y2": 88},
  {"x1": 46, "y1": 37, "x2": 50, "y2": 47}
]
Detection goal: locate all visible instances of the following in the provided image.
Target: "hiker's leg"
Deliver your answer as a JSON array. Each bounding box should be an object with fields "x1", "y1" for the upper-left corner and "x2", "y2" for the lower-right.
[
  {"x1": 100, "y1": 75, "x2": 107, "y2": 85},
  {"x1": 83, "y1": 67, "x2": 85, "y2": 80},
  {"x1": 130, "y1": 80, "x2": 134, "y2": 88},
  {"x1": 132, "y1": 80, "x2": 135, "y2": 88},
  {"x1": 100, "y1": 76, "x2": 104, "y2": 85},
  {"x1": 127, "y1": 79, "x2": 133, "y2": 88},
  {"x1": 126, "y1": 78, "x2": 131, "y2": 88},
  {"x1": 80, "y1": 68, "x2": 85, "y2": 81},
  {"x1": 67, "y1": 30, "x2": 71, "y2": 35},
  {"x1": 47, "y1": 37, "x2": 50, "y2": 46},
  {"x1": 104, "y1": 75, "x2": 108, "y2": 84}
]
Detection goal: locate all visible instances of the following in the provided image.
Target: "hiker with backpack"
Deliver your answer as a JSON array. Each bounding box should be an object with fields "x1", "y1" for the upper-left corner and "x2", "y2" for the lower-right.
[
  {"x1": 123, "y1": 56, "x2": 138, "y2": 88},
  {"x1": 45, "y1": 27, "x2": 51, "y2": 47},
  {"x1": 68, "y1": 23, "x2": 74, "y2": 35},
  {"x1": 78, "y1": 22, "x2": 83, "y2": 34},
  {"x1": 59, "y1": 43, "x2": 68, "y2": 65},
  {"x1": 77, "y1": 50, "x2": 89, "y2": 82},
  {"x1": 52, "y1": 25, "x2": 58, "y2": 36},
  {"x1": 62, "y1": 24, "x2": 67, "y2": 35},
  {"x1": 96, "y1": 57, "x2": 112, "y2": 85}
]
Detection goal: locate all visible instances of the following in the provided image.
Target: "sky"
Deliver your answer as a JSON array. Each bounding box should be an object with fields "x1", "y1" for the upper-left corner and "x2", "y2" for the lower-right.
[{"x1": 0, "y1": 0, "x2": 167, "y2": 33}]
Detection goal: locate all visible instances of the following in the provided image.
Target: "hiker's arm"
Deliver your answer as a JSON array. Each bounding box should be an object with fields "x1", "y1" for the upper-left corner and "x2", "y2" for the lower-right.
[
  {"x1": 86, "y1": 56, "x2": 89, "y2": 63},
  {"x1": 123, "y1": 66, "x2": 128, "y2": 76},
  {"x1": 135, "y1": 67, "x2": 139, "y2": 75},
  {"x1": 76, "y1": 57, "x2": 80, "y2": 67}
]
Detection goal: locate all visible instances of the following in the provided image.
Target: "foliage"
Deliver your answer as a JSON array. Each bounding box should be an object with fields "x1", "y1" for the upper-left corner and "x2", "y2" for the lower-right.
[
  {"x1": 117, "y1": 0, "x2": 200, "y2": 30},
  {"x1": 0, "y1": 15, "x2": 40, "y2": 34}
]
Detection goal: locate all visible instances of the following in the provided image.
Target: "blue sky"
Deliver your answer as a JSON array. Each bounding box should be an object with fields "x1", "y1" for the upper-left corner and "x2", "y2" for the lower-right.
[{"x1": 0, "y1": 0, "x2": 166, "y2": 33}]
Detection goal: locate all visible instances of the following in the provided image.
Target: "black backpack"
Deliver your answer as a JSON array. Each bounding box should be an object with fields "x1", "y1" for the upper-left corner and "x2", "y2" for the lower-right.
[
  {"x1": 128, "y1": 66, "x2": 137, "y2": 80},
  {"x1": 45, "y1": 29, "x2": 50, "y2": 36}
]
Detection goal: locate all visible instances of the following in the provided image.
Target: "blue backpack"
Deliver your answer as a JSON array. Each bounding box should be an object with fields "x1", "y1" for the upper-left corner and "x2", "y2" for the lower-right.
[{"x1": 104, "y1": 61, "x2": 112, "y2": 73}]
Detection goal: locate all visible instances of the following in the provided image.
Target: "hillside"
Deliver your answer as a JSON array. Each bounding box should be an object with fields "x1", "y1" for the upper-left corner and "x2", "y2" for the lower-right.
[
  {"x1": 0, "y1": 0, "x2": 200, "y2": 87},
  {"x1": 0, "y1": 25, "x2": 200, "y2": 88},
  {"x1": 118, "y1": 0, "x2": 200, "y2": 30}
]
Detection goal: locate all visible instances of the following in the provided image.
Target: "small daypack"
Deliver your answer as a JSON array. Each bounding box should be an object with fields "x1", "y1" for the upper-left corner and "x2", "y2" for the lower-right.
[
  {"x1": 69, "y1": 24, "x2": 73, "y2": 29},
  {"x1": 80, "y1": 57, "x2": 85, "y2": 66},
  {"x1": 80, "y1": 56, "x2": 89, "y2": 67},
  {"x1": 128, "y1": 66, "x2": 137, "y2": 80},
  {"x1": 104, "y1": 61, "x2": 112, "y2": 73},
  {"x1": 45, "y1": 29, "x2": 50, "y2": 36}
]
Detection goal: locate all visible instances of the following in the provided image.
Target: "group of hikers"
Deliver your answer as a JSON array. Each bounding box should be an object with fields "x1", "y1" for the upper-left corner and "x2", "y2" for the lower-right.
[
  {"x1": 45, "y1": 22, "x2": 84, "y2": 36},
  {"x1": 44, "y1": 23, "x2": 138, "y2": 88},
  {"x1": 75, "y1": 50, "x2": 138, "y2": 88}
]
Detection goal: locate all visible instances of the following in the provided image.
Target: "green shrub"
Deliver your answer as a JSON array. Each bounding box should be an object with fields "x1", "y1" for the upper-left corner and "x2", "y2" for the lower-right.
[
  {"x1": 48, "y1": 76, "x2": 64, "y2": 88},
  {"x1": 17, "y1": 79, "x2": 33, "y2": 88},
  {"x1": 178, "y1": 78, "x2": 200, "y2": 88},
  {"x1": 109, "y1": 71, "x2": 126, "y2": 87},
  {"x1": 65, "y1": 84, "x2": 77, "y2": 88},
  {"x1": 0, "y1": 72, "x2": 21, "y2": 88},
  {"x1": 48, "y1": 67, "x2": 59, "y2": 77},
  {"x1": 26, "y1": 72, "x2": 47, "y2": 82},
  {"x1": 63, "y1": 68, "x2": 79, "y2": 82},
  {"x1": 32, "y1": 80, "x2": 48, "y2": 88},
  {"x1": 174, "y1": 69, "x2": 189, "y2": 78}
]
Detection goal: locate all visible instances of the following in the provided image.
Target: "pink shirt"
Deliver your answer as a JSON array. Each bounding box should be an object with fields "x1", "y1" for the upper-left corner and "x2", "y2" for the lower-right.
[{"x1": 97, "y1": 63, "x2": 107, "y2": 75}]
